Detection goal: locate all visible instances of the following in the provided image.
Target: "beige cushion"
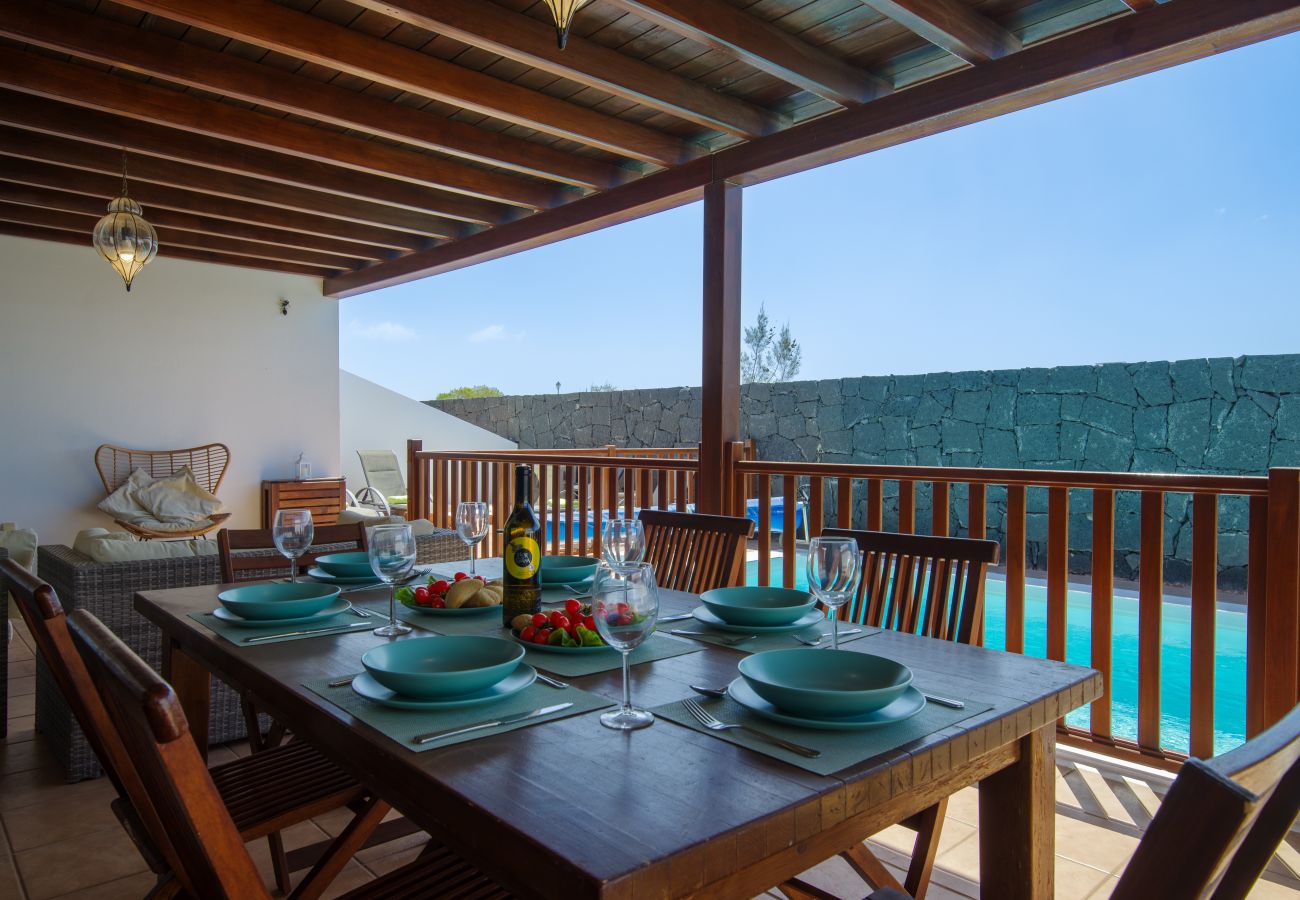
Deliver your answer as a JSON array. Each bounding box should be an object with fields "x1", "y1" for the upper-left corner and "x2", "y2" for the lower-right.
[
  {"x1": 337, "y1": 507, "x2": 389, "y2": 524},
  {"x1": 97, "y1": 467, "x2": 157, "y2": 523},
  {"x1": 135, "y1": 467, "x2": 223, "y2": 524},
  {"x1": 73, "y1": 528, "x2": 217, "y2": 562},
  {"x1": 0, "y1": 523, "x2": 38, "y2": 573},
  {"x1": 124, "y1": 517, "x2": 218, "y2": 534}
]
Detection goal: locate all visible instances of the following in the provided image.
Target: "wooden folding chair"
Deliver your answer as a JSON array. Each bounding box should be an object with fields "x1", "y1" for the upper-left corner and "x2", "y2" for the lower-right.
[
  {"x1": 2, "y1": 559, "x2": 384, "y2": 900},
  {"x1": 217, "y1": 521, "x2": 368, "y2": 583},
  {"x1": 67, "y1": 608, "x2": 509, "y2": 900},
  {"x1": 638, "y1": 509, "x2": 754, "y2": 593},
  {"x1": 866, "y1": 702, "x2": 1300, "y2": 900},
  {"x1": 785, "y1": 529, "x2": 1000, "y2": 900}
]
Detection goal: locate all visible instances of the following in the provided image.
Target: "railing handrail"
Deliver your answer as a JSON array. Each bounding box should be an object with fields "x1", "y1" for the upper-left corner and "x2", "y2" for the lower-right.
[
  {"x1": 413, "y1": 450, "x2": 699, "y2": 470},
  {"x1": 734, "y1": 459, "x2": 1269, "y2": 496},
  {"x1": 479, "y1": 446, "x2": 698, "y2": 458}
]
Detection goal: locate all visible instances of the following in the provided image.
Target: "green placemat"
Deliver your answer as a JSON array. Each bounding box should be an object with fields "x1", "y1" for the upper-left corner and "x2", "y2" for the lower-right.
[
  {"x1": 664, "y1": 622, "x2": 879, "y2": 653},
  {"x1": 187, "y1": 611, "x2": 378, "y2": 646},
  {"x1": 304, "y1": 678, "x2": 612, "y2": 753},
  {"x1": 653, "y1": 692, "x2": 992, "y2": 776}
]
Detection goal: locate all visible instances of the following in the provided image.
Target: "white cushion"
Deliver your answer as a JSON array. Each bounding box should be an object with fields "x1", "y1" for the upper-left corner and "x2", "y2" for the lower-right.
[
  {"x1": 337, "y1": 507, "x2": 389, "y2": 524},
  {"x1": 73, "y1": 528, "x2": 133, "y2": 557},
  {"x1": 124, "y1": 517, "x2": 218, "y2": 534},
  {"x1": 346, "y1": 514, "x2": 436, "y2": 537},
  {"x1": 0, "y1": 523, "x2": 38, "y2": 573},
  {"x1": 73, "y1": 528, "x2": 217, "y2": 562},
  {"x1": 97, "y1": 467, "x2": 157, "y2": 523},
  {"x1": 135, "y1": 467, "x2": 223, "y2": 524}
]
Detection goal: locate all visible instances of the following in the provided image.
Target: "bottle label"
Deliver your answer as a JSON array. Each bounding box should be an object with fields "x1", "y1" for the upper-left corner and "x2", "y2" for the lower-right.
[{"x1": 505, "y1": 536, "x2": 541, "y2": 580}]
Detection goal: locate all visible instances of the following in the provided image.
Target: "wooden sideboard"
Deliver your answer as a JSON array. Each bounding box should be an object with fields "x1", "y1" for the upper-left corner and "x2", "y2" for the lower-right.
[{"x1": 261, "y1": 477, "x2": 346, "y2": 528}]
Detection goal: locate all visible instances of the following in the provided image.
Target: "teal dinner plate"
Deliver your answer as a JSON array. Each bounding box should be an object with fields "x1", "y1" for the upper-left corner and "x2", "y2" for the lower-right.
[
  {"x1": 691, "y1": 606, "x2": 826, "y2": 634},
  {"x1": 211, "y1": 597, "x2": 352, "y2": 629},
  {"x1": 539, "y1": 556, "x2": 600, "y2": 585},
  {"x1": 699, "y1": 586, "x2": 816, "y2": 627},
  {"x1": 350, "y1": 665, "x2": 536, "y2": 710},
  {"x1": 362, "y1": 635, "x2": 525, "y2": 699},
  {"x1": 399, "y1": 600, "x2": 499, "y2": 616},
  {"x1": 307, "y1": 567, "x2": 382, "y2": 586},
  {"x1": 727, "y1": 678, "x2": 926, "y2": 731},
  {"x1": 217, "y1": 582, "x2": 341, "y2": 620},
  {"x1": 314, "y1": 551, "x2": 375, "y2": 579},
  {"x1": 511, "y1": 633, "x2": 615, "y2": 653},
  {"x1": 738, "y1": 649, "x2": 912, "y2": 718}
]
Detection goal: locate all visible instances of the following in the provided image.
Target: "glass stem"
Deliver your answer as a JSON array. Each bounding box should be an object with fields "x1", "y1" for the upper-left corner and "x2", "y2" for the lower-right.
[
  {"x1": 470, "y1": 545, "x2": 476, "y2": 575},
  {"x1": 389, "y1": 583, "x2": 397, "y2": 626},
  {"x1": 831, "y1": 609, "x2": 839, "y2": 650},
  {"x1": 621, "y1": 650, "x2": 632, "y2": 712},
  {"x1": 289, "y1": 555, "x2": 297, "y2": 583}
]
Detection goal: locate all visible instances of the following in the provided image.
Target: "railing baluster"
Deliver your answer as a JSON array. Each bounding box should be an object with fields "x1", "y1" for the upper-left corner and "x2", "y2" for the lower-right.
[
  {"x1": 758, "y1": 474, "x2": 772, "y2": 587},
  {"x1": 658, "y1": 468, "x2": 669, "y2": 510},
  {"x1": 538, "y1": 465, "x2": 549, "y2": 555},
  {"x1": 606, "y1": 467, "x2": 617, "y2": 525},
  {"x1": 782, "y1": 475, "x2": 797, "y2": 589},
  {"x1": 898, "y1": 481, "x2": 915, "y2": 534},
  {"x1": 1138, "y1": 490, "x2": 1164, "y2": 753},
  {"x1": 931, "y1": 481, "x2": 949, "y2": 537},
  {"x1": 578, "y1": 466, "x2": 589, "y2": 557},
  {"x1": 640, "y1": 468, "x2": 652, "y2": 516},
  {"x1": 1190, "y1": 493, "x2": 1217, "y2": 758},
  {"x1": 837, "y1": 477, "x2": 852, "y2": 528},
  {"x1": 867, "y1": 478, "x2": 882, "y2": 530},
  {"x1": 809, "y1": 476, "x2": 824, "y2": 539},
  {"x1": 1006, "y1": 484, "x2": 1027, "y2": 654},
  {"x1": 1091, "y1": 489, "x2": 1114, "y2": 742},
  {"x1": 592, "y1": 467, "x2": 604, "y2": 561},
  {"x1": 1247, "y1": 494, "x2": 1268, "y2": 737},
  {"x1": 1047, "y1": 486, "x2": 1069, "y2": 663},
  {"x1": 968, "y1": 482, "x2": 986, "y2": 539},
  {"x1": 564, "y1": 466, "x2": 574, "y2": 556},
  {"x1": 551, "y1": 465, "x2": 561, "y2": 556}
]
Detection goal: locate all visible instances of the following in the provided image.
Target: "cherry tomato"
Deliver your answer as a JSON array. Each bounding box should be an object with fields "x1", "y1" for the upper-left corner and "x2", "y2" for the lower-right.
[
  {"x1": 520, "y1": 626, "x2": 536, "y2": 642},
  {"x1": 582, "y1": 615, "x2": 597, "y2": 631},
  {"x1": 531, "y1": 613, "x2": 549, "y2": 628},
  {"x1": 533, "y1": 628, "x2": 551, "y2": 645},
  {"x1": 454, "y1": 572, "x2": 468, "y2": 581},
  {"x1": 617, "y1": 613, "x2": 633, "y2": 626},
  {"x1": 550, "y1": 613, "x2": 570, "y2": 631},
  {"x1": 565, "y1": 623, "x2": 578, "y2": 638},
  {"x1": 431, "y1": 597, "x2": 446, "y2": 609},
  {"x1": 414, "y1": 586, "x2": 429, "y2": 603},
  {"x1": 430, "y1": 580, "x2": 449, "y2": 594},
  {"x1": 564, "y1": 598, "x2": 582, "y2": 616},
  {"x1": 616, "y1": 602, "x2": 630, "y2": 617},
  {"x1": 416, "y1": 594, "x2": 433, "y2": 608}
]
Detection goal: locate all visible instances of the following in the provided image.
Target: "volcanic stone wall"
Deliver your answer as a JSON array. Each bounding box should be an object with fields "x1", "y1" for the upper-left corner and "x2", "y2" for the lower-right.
[{"x1": 431, "y1": 354, "x2": 1300, "y2": 589}]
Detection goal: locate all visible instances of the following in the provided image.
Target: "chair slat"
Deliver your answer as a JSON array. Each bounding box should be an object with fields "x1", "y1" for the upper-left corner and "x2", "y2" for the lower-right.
[{"x1": 639, "y1": 510, "x2": 753, "y2": 594}]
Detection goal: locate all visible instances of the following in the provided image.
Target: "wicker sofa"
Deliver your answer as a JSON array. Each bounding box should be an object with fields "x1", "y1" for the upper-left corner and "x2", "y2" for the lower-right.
[
  {"x1": 1, "y1": 546, "x2": 9, "y2": 737},
  {"x1": 36, "y1": 527, "x2": 464, "y2": 781}
]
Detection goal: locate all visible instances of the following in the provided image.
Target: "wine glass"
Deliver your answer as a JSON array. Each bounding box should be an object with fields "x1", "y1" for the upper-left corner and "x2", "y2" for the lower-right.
[
  {"x1": 600, "y1": 517, "x2": 645, "y2": 571},
  {"x1": 271, "y1": 509, "x2": 313, "y2": 583},
  {"x1": 806, "y1": 537, "x2": 862, "y2": 649},
  {"x1": 368, "y1": 523, "x2": 416, "y2": 637},
  {"x1": 455, "y1": 501, "x2": 490, "y2": 575},
  {"x1": 592, "y1": 561, "x2": 658, "y2": 731}
]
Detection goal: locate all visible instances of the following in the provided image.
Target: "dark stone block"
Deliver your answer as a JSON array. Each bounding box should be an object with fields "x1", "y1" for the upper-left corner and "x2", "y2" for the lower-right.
[
  {"x1": 1060, "y1": 421, "x2": 1089, "y2": 459},
  {"x1": 893, "y1": 374, "x2": 926, "y2": 395},
  {"x1": 1168, "y1": 399, "x2": 1211, "y2": 466},
  {"x1": 1171, "y1": 358, "x2": 1213, "y2": 401},
  {"x1": 853, "y1": 421, "x2": 885, "y2": 452},
  {"x1": 942, "y1": 420, "x2": 981, "y2": 453},
  {"x1": 952, "y1": 369, "x2": 993, "y2": 391},
  {"x1": 821, "y1": 429, "x2": 851, "y2": 454},
  {"x1": 860, "y1": 377, "x2": 890, "y2": 402},
  {"x1": 1048, "y1": 365, "x2": 1097, "y2": 394},
  {"x1": 1240, "y1": 354, "x2": 1300, "y2": 393},
  {"x1": 913, "y1": 394, "x2": 948, "y2": 427},
  {"x1": 1082, "y1": 396, "x2": 1134, "y2": 435},
  {"x1": 1096, "y1": 364, "x2": 1138, "y2": 406},
  {"x1": 1205, "y1": 400, "x2": 1271, "y2": 473},
  {"x1": 1209, "y1": 357, "x2": 1236, "y2": 400},
  {"x1": 1016, "y1": 424, "x2": 1059, "y2": 461},
  {"x1": 1276, "y1": 396, "x2": 1300, "y2": 439},
  {"x1": 1133, "y1": 362, "x2": 1175, "y2": 405},
  {"x1": 922, "y1": 371, "x2": 952, "y2": 391},
  {"x1": 1272, "y1": 440, "x2": 1300, "y2": 467},
  {"x1": 912, "y1": 425, "x2": 941, "y2": 447},
  {"x1": 1017, "y1": 394, "x2": 1061, "y2": 426},
  {"x1": 952, "y1": 391, "x2": 990, "y2": 423},
  {"x1": 1134, "y1": 406, "x2": 1168, "y2": 450},
  {"x1": 777, "y1": 415, "x2": 805, "y2": 439},
  {"x1": 983, "y1": 429, "x2": 1019, "y2": 467},
  {"x1": 747, "y1": 412, "x2": 777, "y2": 438},
  {"x1": 1249, "y1": 391, "x2": 1279, "y2": 417},
  {"x1": 988, "y1": 386, "x2": 1016, "y2": 429},
  {"x1": 883, "y1": 417, "x2": 910, "y2": 451},
  {"x1": 1132, "y1": 449, "x2": 1178, "y2": 473}
]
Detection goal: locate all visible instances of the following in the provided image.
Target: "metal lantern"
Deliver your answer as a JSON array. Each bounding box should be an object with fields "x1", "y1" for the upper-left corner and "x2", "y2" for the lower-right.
[
  {"x1": 541, "y1": 0, "x2": 593, "y2": 49},
  {"x1": 92, "y1": 155, "x2": 158, "y2": 292}
]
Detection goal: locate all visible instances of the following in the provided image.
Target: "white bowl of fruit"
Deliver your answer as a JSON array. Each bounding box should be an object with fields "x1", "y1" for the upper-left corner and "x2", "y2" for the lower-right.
[
  {"x1": 509, "y1": 599, "x2": 612, "y2": 652},
  {"x1": 397, "y1": 572, "x2": 502, "y2": 615}
]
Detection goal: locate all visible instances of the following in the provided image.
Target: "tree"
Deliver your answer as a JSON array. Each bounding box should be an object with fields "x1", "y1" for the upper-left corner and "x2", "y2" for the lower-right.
[
  {"x1": 435, "y1": 385, "x2": 504, "y2": 400},
  {"x1": 589, "y1": 382, "x2": 618, "y2": 392},
  {"x1": 741, "y1": 304, "x2": 802, "y2": 383}
]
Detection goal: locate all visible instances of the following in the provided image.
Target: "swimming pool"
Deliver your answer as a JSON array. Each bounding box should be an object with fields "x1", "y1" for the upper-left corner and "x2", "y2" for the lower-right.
[{"x1": 745, "y1": 557, "x2": 1247, "y2": 756}]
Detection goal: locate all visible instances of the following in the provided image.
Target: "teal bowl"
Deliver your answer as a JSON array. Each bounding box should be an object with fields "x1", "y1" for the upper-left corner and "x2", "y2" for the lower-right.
[
  {"x1": 539, "y1": 555, "x2": 599, "y2": 585},
  {"x1": 699, "y1": 587, "x2": 816, "y2": 627},
  {"x1": 362, "y1": 636, "x2": 525, "y2": 700},
  {"x1": 315, "y1": 551, "x2": 374, "y2": 578},
  {"x1": 738, "y1": 649, "x2": 913, "y2": 718},
  {"x1": 217, "y1": 582, "x2": 341, "y2": 621}
]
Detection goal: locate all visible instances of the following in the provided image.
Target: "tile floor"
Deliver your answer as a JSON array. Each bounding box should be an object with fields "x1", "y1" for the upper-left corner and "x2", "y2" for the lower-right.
[{"x1": 2, "y1": 608, "x2": 1297, "y2": 900}]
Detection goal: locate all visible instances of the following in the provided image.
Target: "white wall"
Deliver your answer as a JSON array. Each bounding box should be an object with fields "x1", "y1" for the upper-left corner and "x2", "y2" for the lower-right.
[
  {"x1": 0, "y1": 235, "x2": 340, "y2": 544},
  {"x1": 339, "y1": 370, "x2": 513, "y2": 490}
]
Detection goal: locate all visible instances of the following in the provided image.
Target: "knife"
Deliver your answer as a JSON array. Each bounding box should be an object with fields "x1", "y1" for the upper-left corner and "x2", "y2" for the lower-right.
[
  {"x1": 242, "y1": 622, "x2": 374, "y2": 644},
  {"x1": 411, "y1": 702, "x2": 573, "y2": 745}
]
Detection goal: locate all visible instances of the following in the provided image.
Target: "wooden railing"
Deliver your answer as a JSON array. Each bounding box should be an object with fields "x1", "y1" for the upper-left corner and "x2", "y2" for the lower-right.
[{"x1": 407, "y1": 439, "x2": 1300, "y2": 765}]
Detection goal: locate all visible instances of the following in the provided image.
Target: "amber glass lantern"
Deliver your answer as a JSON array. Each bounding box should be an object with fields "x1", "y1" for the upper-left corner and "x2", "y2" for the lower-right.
[
  {"x1": 541, "y1": 0, "x2": 593, "y2": 49},
  {"x1": 92, "y1": 156, "x2": 158, "y2": 292}
]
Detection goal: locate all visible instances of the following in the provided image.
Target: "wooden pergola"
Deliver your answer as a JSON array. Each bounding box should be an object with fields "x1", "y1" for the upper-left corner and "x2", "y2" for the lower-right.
[{"x1": 3, "y1": 0, "x2": 1299, "y2": 506}]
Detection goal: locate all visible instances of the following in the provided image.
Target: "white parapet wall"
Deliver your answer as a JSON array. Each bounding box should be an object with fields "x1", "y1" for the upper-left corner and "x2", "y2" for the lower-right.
[{"x1": 339, "y1": 370, "x2": 515, "y2": 493}]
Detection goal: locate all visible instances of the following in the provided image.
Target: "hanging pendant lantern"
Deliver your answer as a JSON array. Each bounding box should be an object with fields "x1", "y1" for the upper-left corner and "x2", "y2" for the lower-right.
[
  {"x1": 541, "y1": 0, "x2": 593, "y2": 49},
  {"x1": 92, "y1": 154, "x2": 158, "y2": 292}
]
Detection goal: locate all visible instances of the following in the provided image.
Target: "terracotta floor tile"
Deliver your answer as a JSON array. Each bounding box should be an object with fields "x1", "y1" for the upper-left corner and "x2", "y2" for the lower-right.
[
  {"x1": 6, "y1": 676, "x2": 33, "y2": 699},
  {"x1": 0, "y1": 736, "x2": 52, "y2": 775},
  {"x1": 7, "y1": 660, "x2": 34, "y2": 680},
  {"x1": 2, "y1": 786, "x2": 123, "y2": 851},
  {"x1": 1052, "y1": 857, "x2": 1115, "y2": 900},
  {"x1": 14, "y1": 824, "x2": 150, "y2": 900},
  {"x1": 46, "y1": 871, "x2": 159, "y2": 900},
  {"x1": 7, "y1": 642, "x2": 32, "y2": 663},
  {"x1": 1055, "y1": 809, "x2": 1140, "y2": 875},
  {"x1": 5, "y1": 696, "x2": 33, "y2": 719},
  {"x1": 4, "y1": 717, "x2": 35, "y2": 744},
  {"x1": 320, "y1": 860, "x2": 374, "y2": 900}
]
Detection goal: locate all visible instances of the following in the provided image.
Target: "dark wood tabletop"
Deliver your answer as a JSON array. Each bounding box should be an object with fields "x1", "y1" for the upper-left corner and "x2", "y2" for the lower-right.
[{"x1": 134, "y1": 581, "x2": 1101, "y2": 900}]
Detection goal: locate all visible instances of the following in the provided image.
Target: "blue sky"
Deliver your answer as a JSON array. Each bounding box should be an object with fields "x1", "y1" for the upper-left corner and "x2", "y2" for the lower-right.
[{"x1": 339, "y1": 31, "x2": 1300, "y2": 401}]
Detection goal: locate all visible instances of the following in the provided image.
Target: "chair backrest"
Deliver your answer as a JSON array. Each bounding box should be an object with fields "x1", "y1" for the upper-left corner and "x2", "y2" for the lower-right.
[
  {"x1": 217, "y1": 522, "x2": 368, "y2": 583},
  {"x1": 638, "y1": 510, "x2": 754, "y2": 593},
  {"x1": 0, "y1": 560, "x2": 176, "y2": 876},
  {"x1": 68, "y1": 609, "x2": 271, "y2": 900},
  {"x1": 822, "y1": 528, "x2": 1000, "y2": 646},
  {"x1": 95, "y1": 442, "x2": 231, "y2": 495},
  {"x1": 357, "y1": 450, "x2": 406, "y2": 497},
  {"x1": 1112, "y1": 703, "x2": 1300, "y2": 900}
]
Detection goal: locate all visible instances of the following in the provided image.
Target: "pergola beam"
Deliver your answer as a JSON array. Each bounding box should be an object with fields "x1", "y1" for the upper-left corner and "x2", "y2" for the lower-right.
[
  {"x1": 348, "y1": 0, "x2": 784, "y2": 139},
  {"x1": 0, "y1": 0, "x2": 619, "y2": 192},
  {"x1": 603, "y1": 0, "x2": 891, "y2": 106},
  {"x1": 858, "y1": 0, "x2": 1021, "y2": 64},
  {"x1": 109, "y1": 0, "x2": 703, "y2": 167},
  {"x1": 326, "y1": 0, "x2": 1300, "y2": 297}
]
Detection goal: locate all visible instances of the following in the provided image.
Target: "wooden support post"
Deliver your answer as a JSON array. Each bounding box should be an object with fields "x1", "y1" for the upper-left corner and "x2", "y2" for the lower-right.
[
  {"x1": 979, "y1": 726, "x2": 1056, "y2": 899},
  {"x1": 1262, "y1": 468, "x2": 1300, "y2": 729},
  {"x1": 406, "y1": 439, "x2": 422, "y2": 521},
  {"x1": 697, "y1": 178, "x2": 742, "y2": 514}
]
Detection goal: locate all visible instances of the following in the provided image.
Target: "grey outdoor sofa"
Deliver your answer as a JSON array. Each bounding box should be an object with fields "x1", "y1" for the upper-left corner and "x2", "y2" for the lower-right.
[{"x1": 35, "y1": 526, "x2": 464, "y2": 781}]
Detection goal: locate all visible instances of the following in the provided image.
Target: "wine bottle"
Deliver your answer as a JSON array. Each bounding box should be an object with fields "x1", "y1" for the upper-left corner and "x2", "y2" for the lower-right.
[{"x1": 502, "y1": 464, "x2": 542, "y2": 626}]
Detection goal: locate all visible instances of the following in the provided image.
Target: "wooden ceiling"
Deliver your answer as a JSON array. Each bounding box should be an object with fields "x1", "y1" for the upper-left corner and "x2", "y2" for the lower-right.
[{"x1": 0, "y1": 0, "x2": 1297, "y2": 295}]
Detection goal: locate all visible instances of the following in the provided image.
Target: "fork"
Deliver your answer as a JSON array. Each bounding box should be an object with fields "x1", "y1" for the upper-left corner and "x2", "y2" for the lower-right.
[
  {"x1": 670, "y1": 629, "x2": 755, "y2": 646},
  {"x1": 791, "y1": 628, "x2": 861, "y2": 647},
  {"x1": 681, "y1": 699, "x2": 821, "y2": 758}
]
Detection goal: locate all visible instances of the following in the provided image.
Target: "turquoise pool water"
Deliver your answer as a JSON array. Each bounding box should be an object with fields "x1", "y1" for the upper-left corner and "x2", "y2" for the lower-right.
[{"x1": 745, "y1": 557, "x2": 1247, "y2": 756}]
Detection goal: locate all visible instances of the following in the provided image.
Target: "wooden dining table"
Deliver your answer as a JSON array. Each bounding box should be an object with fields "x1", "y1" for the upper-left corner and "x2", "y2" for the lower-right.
[{"x1": 134, "y1": 578, "x2": 1101, "y2": 900}]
